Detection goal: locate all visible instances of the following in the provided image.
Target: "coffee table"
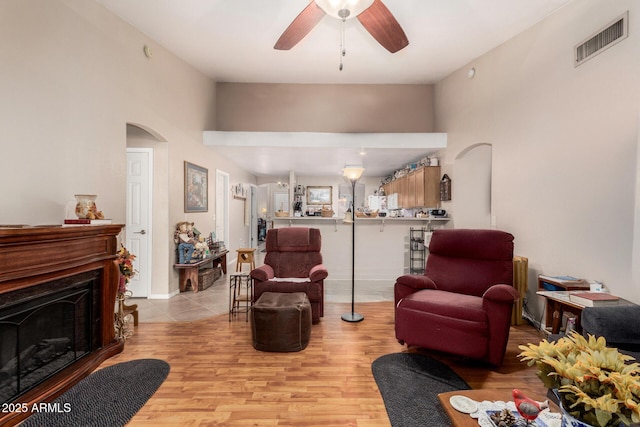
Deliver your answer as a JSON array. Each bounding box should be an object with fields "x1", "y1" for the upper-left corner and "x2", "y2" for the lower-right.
[{"x1": 438, "y1": 389, "x2": 559, "y2": 427}]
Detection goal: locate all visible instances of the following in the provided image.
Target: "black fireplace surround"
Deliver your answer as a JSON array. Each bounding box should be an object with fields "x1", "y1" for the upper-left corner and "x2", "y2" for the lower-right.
[{"x1": 0, "y1": 271, "x2": 99, "y2": 405}]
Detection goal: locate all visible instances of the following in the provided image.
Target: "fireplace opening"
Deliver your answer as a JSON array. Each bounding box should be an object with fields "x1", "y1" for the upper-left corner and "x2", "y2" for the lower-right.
[{"x1": 0, "y1": 271, "x2": 97, "y2": 404}]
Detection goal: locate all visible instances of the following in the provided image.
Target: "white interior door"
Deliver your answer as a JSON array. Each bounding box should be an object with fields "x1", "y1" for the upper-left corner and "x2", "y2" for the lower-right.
[
  {"x1": 215, "y1": 170, "x2": 229, "y2": 246},
  {"x1": 250, "y1": 185, "x2": 257, "y2": 248},
  {"x1": 126, "y1": 148, "x2": 152, "y2": 297}
]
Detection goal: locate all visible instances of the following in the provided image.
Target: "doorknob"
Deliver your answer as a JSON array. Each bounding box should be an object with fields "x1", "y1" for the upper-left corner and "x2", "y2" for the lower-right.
[{"x1": 134, "y1": 230, "x2": 146, "y2": 235}]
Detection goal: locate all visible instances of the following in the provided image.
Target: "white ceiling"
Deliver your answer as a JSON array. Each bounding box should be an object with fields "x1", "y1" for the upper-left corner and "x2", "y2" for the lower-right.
[{"x1": 98, "y1": 0, "x2": 571, "y2": 177}]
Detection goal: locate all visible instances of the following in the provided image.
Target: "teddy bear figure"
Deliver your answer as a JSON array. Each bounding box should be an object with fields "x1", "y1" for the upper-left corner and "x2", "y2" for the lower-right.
[{"x1": 174, "y1": 221, "x2": 197, "y2": 264}]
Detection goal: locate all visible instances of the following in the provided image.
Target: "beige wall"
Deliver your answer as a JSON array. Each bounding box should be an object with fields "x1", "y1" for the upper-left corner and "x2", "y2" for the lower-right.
[
  {"x1": 0, "y1": 0, "x2": 254, "y2": 296},
  {"x1": 435, "y1": 0, "x2": 640, "y2": 309},
  {"x1": 216, "y1": 83, "x2": 434, "y2": 132}
]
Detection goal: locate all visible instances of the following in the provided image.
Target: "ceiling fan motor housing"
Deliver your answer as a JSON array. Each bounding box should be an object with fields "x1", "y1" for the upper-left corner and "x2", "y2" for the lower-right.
[{"x1": 315, "y1": 0, "x2": 375, "y2": 20}]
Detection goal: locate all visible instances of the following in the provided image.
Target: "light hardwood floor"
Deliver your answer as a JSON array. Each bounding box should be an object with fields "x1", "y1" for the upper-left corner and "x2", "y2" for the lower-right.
[{"x1": 102, "y1": 292, "x2": 549, "y2": 426}]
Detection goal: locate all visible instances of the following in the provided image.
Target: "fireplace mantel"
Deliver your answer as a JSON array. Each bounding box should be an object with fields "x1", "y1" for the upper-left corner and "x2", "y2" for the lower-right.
[{"x1": 0, "y1": 224, "x2": 124, "y2": 426}]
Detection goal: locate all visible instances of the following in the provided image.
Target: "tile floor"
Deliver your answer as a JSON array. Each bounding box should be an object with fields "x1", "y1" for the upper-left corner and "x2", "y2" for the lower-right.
[{"x1": 130, "y1": 246, "x2": 395, "y2": 323}]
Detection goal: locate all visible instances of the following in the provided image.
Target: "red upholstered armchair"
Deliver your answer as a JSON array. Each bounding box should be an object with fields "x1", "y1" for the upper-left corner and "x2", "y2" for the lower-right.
[
  {"x1": 394, "y1": 229, "x2": 519, "y2": 366},
  {"x1": 250, "y1": 227, "x2": 328, "y2": 323}
]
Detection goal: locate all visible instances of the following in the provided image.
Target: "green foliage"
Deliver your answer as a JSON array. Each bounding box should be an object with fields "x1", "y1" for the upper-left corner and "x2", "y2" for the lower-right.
[{"x1": 519, "y1": 331, "x2": 640, "y2": 427}]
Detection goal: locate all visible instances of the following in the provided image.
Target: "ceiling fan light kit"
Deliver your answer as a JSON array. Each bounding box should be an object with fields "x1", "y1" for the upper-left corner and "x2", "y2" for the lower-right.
[{"x1": 314, "y1": 0, "x2": 375, "y2": 20}]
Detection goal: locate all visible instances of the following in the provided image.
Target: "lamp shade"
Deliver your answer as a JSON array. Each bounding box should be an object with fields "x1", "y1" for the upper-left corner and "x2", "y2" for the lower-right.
[
  {"x1": 343, "y1": 166, "x2": 365, "y2": 181},
  {"x1": 314, "y1": 0, "x2": 374, "y2": 20}
]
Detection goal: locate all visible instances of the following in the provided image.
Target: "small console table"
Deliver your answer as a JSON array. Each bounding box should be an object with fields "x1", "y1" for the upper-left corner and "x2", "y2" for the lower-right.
[{"x1": 174, "y1": 250, "x2": 228, "y2": 292}]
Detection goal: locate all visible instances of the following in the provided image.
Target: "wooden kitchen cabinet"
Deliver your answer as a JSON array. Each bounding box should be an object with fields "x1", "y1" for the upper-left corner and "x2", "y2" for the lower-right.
[
  {"x1": 413, "y1": 168, "x2": 425, "y2": 207},
  {"x1": 422, "y1": 166, "x2": 441, "y2": 208},
  {"x1": 382, "y1": 180, "x2": 395, "y2": 200},
  {"x1": 382, "y1": 166, "x2": 441, "y2": 209}
]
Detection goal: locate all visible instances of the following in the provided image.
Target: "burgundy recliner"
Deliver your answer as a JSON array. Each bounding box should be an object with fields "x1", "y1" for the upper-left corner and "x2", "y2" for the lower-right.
[
  {"x1": 250, "y1": 227, "x2": 328, "y2": 323},
  {"x1": 394, "y1": 229, "x2": 518, "y2": 366}
]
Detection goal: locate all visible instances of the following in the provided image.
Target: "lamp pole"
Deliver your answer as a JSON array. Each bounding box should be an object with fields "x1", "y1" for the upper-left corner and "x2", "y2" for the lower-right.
[{"x1": 342, "y1": 166, "x2": 364, "y2": 323}]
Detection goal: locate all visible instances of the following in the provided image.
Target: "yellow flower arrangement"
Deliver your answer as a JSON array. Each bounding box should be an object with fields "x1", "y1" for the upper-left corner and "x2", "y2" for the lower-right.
[{"x1": 518, "y1": 331, "x2": 640, "y2": 427}]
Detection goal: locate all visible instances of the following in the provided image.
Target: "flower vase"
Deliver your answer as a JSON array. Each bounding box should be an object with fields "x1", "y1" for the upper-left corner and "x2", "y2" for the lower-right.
[
  {"x1": 561, "y1": 411, "x2": 593, "y2": 427},
  {"x1": 118, "y1": 275, "x2": 127, "y2": 294}
]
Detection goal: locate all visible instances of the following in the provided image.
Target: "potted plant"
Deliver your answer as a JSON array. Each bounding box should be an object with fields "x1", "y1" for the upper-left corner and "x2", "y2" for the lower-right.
[{"x1": 518, "y1": 331, "x2": 640, "y2": 427}]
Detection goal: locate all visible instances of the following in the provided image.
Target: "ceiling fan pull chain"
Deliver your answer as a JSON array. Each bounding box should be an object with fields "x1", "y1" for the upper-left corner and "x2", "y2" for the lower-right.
[{"x1": 339, "y1": 17, "x2": 346, "y2": 71}]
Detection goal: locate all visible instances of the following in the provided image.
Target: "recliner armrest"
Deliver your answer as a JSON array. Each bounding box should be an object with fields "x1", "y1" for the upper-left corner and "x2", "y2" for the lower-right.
[
  {"x1": 396, "y1": 274, "x2": 437, "y2": 291},
  {"x1": 309, "y1": 264, "x2": 328, "y2": 281},
  {"x1": 394, "y1": 274, "x2": 437, "y2": 305},
  {"x1": 250, "y1": 264, "x2": 274, "y2": 282},
  {"x1": 482, "y1": 284, "x2": 519, "y2": 304}
]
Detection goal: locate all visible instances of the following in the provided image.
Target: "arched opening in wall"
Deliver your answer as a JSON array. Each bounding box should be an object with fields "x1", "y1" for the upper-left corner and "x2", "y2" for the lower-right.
[
  {"x1": 126, "y1": 123, "x2": 168, "y2": 298},
  {"x1": 633, "y1": 111, "x2": 640, "y2": 289},
  {"x1": 454, "y1": 143, "x2": 492, "y2": 229}
]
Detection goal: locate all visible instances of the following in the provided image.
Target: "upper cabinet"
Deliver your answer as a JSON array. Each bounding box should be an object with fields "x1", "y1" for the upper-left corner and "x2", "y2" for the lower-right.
[{"x1": 383, "y1": 166, "x2": 441, "y2": 209}]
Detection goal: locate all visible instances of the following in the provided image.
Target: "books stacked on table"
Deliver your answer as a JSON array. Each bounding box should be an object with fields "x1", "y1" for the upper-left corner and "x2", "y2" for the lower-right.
[
  {"x1": 63, "y1": 218, "x2": 113, "y2": 226},
  {"x1": 569, "y1": 291, "x2": 620, "y2": 307},
  {"x1": 538, "y1": 275, "x2": 590, "y2": 291}
]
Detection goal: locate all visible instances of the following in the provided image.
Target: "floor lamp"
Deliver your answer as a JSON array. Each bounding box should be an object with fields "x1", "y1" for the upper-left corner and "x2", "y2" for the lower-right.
[{"x1": 341, "y1": 165, "x2": 365, "y2": 323}]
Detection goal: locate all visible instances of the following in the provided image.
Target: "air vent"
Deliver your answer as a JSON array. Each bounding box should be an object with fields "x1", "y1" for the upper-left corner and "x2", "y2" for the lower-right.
[{"x1": 575, "y1": 11, "x2": 628, "y2": 67}]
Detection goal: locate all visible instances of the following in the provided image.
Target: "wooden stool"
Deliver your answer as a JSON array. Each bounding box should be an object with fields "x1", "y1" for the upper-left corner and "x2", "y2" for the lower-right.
[{"x1": 235, "y1": 248, "x2": 256, "y2": 272}]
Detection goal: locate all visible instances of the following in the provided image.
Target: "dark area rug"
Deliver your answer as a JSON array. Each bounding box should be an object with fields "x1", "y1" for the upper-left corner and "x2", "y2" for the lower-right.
[
  {"x1": 372, "y1": 353, "x2": 470, "y2": 427},
  {"x1": 21, "y1": 358, "x2": 170, "y2": 427}
]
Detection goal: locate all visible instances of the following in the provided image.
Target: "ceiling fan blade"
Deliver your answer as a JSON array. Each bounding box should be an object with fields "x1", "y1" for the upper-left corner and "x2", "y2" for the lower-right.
[
  {"x1": 357, "y1": 0, "x2": 409, "y2": 53},
  {"x1": 274, "y1": 2, "x2": 326, "y2": 50}
]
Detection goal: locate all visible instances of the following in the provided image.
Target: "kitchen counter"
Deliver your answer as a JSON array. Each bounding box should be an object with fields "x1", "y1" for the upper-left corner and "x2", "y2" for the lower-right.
[
  {"x1": 270, "y1": 216, "x2": 450, "y2": 284},
  {"x1": 271, "y1": 215, "x2": 449, "y2": 227}
]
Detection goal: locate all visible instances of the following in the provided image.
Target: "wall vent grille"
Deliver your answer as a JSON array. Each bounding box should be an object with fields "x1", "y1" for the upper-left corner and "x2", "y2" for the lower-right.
[{"x1": 575, "y1": 11, "x2": 628, "y2": 67}]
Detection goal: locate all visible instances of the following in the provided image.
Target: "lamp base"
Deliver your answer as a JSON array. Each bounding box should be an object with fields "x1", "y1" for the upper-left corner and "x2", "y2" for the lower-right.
[{"x1": 341, "y1": 312, "x2": 364, "y2": 323}]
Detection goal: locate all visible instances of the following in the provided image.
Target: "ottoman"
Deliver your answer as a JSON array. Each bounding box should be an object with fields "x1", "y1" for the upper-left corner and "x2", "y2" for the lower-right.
[{"x1": 251, "y1": 292, "x2": 312, "y2": 352}]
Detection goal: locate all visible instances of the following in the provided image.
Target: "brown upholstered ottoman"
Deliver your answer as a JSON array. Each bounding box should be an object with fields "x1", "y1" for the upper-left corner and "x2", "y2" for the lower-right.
[{"x1": 251, "y1": 292, "x2": 312, "y2": 352}]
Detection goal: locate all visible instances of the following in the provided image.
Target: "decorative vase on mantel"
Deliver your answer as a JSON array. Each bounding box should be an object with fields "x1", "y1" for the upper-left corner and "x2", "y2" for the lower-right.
[{"x1": 74, "y1": 194, "x2": 97, "y2": 219}]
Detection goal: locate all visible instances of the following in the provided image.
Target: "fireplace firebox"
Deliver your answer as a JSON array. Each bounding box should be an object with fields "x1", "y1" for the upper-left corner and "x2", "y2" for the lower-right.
[
  {"x1": 0, "y1": 225, "x2": 123, "y2": 426},
  {"x1": 0, "y1": 271, "x2": 99, "y2": 404}
]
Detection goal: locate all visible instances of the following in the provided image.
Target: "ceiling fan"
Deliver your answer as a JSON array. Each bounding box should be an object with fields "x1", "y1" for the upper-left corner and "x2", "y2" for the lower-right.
[{"x1": 274, "y1": 0, "x2": 409, "y2": 53}]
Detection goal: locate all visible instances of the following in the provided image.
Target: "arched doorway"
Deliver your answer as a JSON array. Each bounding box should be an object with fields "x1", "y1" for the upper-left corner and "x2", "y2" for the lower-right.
[
  {"x1": 454, "y1": 143, "x2": 492, "y2": 228},
  {"x1": 126, "y1": 123, "x2": 168, "y2": 298}
]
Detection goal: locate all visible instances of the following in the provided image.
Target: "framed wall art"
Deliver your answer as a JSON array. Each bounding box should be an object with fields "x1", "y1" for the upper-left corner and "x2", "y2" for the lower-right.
[
  {"x1": 184, "y1": 161, "x2": 208, "y2": 212},
  {"x1": 306, "y1": 186, "x2": 332, "y2": 205}
]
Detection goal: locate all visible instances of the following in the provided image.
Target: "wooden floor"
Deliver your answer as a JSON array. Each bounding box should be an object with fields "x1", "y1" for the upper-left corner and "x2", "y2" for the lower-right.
[{"x1": 100, "y1": 301, "x2": 549, "y2": 427}]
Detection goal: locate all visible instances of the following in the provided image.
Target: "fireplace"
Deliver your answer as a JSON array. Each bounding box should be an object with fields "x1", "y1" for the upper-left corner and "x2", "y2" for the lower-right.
[
  {"x1": 0, "y1": 225, "x2": 123, "y2": 426},
  {"x1": 0, "y1": 271, "x2": 99, "y2": 404}
]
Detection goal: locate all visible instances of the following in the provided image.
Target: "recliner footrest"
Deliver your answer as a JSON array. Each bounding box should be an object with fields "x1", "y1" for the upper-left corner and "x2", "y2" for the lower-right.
[{"x1": 251, "y1": 292, "x2": 312, "y2": 352}]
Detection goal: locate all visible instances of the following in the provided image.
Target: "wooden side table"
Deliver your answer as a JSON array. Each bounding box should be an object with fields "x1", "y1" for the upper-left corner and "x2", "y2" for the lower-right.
[
  {"x1": 536, "y1": 291, "x2": 584, "y2": 334},
  {"x1": 174, "y1": 250, "x2": 228, "y2": 292},
  {"x1": 229, "y1": 273, "x2": 252, "y2": 322}
]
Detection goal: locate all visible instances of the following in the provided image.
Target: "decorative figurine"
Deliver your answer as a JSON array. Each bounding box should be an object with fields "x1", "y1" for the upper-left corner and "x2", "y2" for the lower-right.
[
  {"x1": 174, "y1": 221, "x2": 197, "y2": 264},
  {"x1": 512, "y1": 389, "x2": 548, "y2": 425}
]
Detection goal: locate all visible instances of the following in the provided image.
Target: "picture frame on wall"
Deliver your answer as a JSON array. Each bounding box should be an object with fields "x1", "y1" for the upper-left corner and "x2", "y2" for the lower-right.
[
  {"x1": 184, "y1": 161, "x2": 208, "y2": 212},
  {"x1": 306, "y1": 186, "x2": 332, "y2": 205}
]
